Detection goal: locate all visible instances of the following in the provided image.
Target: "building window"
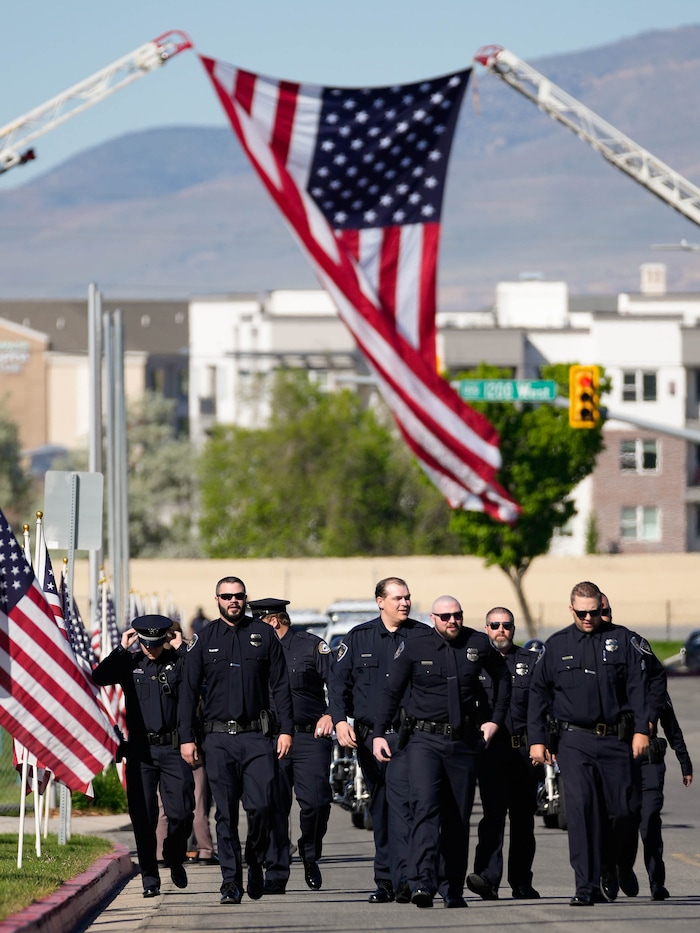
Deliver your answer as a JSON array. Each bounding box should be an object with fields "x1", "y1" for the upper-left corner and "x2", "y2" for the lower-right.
[
  {"x1": 619, "y1": 439, "x2": 659, "y2": 473},
  {"x1": 622, "y1": 370, "x2": 657, "y2": 402},
  {"x1": 620, "y1": 506, "x2": 661, "y2": 541}
]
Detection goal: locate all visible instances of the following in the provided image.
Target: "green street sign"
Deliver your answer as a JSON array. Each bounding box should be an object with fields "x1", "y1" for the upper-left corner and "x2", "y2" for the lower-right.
[{"x1": 456, "y1": 379, "x2": 557, "y2": 403}]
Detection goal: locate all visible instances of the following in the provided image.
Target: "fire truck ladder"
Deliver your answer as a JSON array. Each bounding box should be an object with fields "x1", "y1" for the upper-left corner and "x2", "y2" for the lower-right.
[
  {"x1": 474, "y1": 45, "x2": 700, "y2": 228},
  {"x1": 0, "y1": 30, "x2": 192, "y2": 174}
]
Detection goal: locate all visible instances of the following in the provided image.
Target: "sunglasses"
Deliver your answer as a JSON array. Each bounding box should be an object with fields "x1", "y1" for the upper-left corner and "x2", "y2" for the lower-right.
[
  {"x1": 433, "y1": 611, "x2": 463, "y2": 622},
  {"x1": 572, "y1": 607, "x2": 601, "y2": 620},
  {"x1": 488, "y1": 621, "x2": 514, "y2": 630},
  {"x1": 158, "y1": 671, "x2": 172, "y2": 696},
  {"x1": 217, "y1": 592, "x2": 246, "y2": 601}
]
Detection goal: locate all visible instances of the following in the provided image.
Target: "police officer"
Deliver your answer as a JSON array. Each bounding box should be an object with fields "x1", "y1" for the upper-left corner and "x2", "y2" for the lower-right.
[
  {"x1": 178, "y1": 577, "x2": 294, "y2": 906},
  {"x1": 468, "y1": 607, "x2": 541, "y2": 901},
  {"x1": 528, "y1": 581, "x2": 649, "y2": 907},
  {"x1": 328, "y1": 576, "x2": 430, "y2": 904},
  {"x1": 93, "y1": 615, "x2": 194, "y2": 899},
  {"x1": 373, "y1": 595, "x2": 511, "y2": 908},
  {"x1": 249, "y1": 597, "x2": 333, "y2": 894}
]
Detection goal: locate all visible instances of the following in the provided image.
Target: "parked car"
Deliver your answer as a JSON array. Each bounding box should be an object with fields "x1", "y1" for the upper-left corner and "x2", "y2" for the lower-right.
[
  {"x1": 287, "y1": 609, "x2": 329, "y2": 638},
  {"x1": 323, "y1": 600, "x2": 378, "y2": 650},
  {"x1": 681, "y1": 629, "x2": 700, "y2": 673}
]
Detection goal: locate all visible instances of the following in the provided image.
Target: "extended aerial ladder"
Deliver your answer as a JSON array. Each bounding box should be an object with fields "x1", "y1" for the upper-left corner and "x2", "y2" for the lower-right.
[
  {"x1": 474, "y1": 45, "x2": 700, "y2": 229},
  {"x1": 0, "y1": 30, "x2": 192, "y2": 174}
]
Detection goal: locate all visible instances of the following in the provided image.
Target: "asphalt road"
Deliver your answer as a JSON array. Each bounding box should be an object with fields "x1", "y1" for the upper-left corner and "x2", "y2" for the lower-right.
[{"x1": 81, "y1": 674, "x2": 700, "y2": 933}]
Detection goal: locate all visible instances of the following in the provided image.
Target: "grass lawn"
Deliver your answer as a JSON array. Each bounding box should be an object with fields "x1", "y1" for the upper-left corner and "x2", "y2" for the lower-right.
[{"x1": 0, "y1": 833, "x2": 113, "y2": 921}]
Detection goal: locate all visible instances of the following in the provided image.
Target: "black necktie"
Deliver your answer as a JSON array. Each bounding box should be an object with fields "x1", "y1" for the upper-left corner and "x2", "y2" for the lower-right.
[{"x1": 445, "y1": 645, "x2": 461, "y2": 730}]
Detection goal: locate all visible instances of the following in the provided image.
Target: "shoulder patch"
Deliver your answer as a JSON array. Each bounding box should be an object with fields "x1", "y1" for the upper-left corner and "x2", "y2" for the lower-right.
[
  {"x1": 630, "y1": 635, "x2": 653, "y2": 656},
  {"x1": 335, "y1": 641, "x2": 348, "y2": 662},
  {"x1": 318, "y1": 640, "x2": 331, "y2": 655},
  {"x1": 187, "y1": 633, "x2": 198, "y2": 651},
  {"x1": 393, "y1": 641, "x2": 405, "y2": 660}
]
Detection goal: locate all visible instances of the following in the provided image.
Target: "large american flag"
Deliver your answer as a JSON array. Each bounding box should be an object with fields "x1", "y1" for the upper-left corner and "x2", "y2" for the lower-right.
[
  {"x1": 0, "y1": 511, "x2": 117, "y2": 793},
  {"x1": 200, "y1": 57, "x2": 519, "y2": 522}
]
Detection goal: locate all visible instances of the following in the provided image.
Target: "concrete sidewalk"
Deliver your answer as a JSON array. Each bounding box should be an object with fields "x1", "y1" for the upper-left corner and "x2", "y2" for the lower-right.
[{"x1": 0, "y1": 813, "x2": 136, "y2": 933}]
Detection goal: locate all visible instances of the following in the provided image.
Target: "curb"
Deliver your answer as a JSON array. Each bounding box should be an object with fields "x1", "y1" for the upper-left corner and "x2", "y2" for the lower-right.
[{"x1": 0, "y1": 844, "x2": 135, "y2": 933}]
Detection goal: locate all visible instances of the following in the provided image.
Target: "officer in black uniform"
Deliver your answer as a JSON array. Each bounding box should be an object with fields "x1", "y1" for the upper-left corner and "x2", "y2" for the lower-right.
[
  {"x1": 373, "y1": 595, "x2": 511, "y2": 909},
  {"x1": 328, "y1": 576, "x2": 430, "y2": 904},
  {"x1": 178, "y1": 577, "x2": 294, "y2": 906},
  {"x1": 93, "y1": 614, "x2": 194, "y2": 898},
  {"x1": 528, "y1": 580, "x2": 649, "y2": 907},
  {"x1": 248, "y1": 597, "x2": 333, "y2": 894},
  {"x1": 468, "y1": 606, "x2": 541, "y2": 901}
]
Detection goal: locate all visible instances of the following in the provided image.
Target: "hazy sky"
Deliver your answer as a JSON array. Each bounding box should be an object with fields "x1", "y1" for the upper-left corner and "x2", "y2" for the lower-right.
[{"x1": 1, "y1": 1, "x2": 698, "y2": 185}]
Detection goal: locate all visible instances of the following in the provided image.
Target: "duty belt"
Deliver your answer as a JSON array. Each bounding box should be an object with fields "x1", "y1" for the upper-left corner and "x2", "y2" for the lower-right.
[
  {"x1": 146, "y1": 731, "x2": 175, "y2": 746},
  {"x1": 355, "y1": 721, "x2": 398, "y2": 741},
  {"x1": 510, "y1": 731, "x2": 528, "y2": 749},
  {"x1": 560, "y1": 721, "x2": 620, "y2": 737},
  {"x1": 414, "y1": 719, "x2": 470, "y2": 739},
  {"x1": 294, "y1": 723, "x2": 317, "y2": 733},
  {"x1": 204, "y1": 719, "x2": 261, "y2": 735}
]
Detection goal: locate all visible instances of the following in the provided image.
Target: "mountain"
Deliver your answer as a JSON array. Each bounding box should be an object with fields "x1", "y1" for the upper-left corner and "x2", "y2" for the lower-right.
[{"x1": 1, "y1": 26, "x2": 700, "y2": 310}]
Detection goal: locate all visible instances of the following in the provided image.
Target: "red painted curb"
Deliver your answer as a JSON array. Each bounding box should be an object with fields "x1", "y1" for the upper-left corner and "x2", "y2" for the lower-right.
[{"x1": 0, "y1": 843, "x2": 135, "y2": 933}]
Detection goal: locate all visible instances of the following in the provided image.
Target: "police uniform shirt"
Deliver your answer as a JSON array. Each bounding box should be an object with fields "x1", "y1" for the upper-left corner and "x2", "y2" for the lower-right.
[
  {"x1": 93, "y1": 643, "x2": 186, "y2": 737},
  {"x1": 178, "y1": 616, "x2": 294, "y2": 743},
  {"x1": 658, "y1": 697, "x2": 693, "y2": 777},
  {"x1": 276, "y1": 627, "x2": 331, "y2": 726},
  {"x1": 527, "y1": 621, "x2": 649, "y2": 747},
  {"x1": 328, "y1": 616, "x2": 430, "y2": 729},
  {"x1": 480, "y1": 643, "x2": 536, "y2": 735},
  {"x1": 374, "y1": 626, "x2": 512, "y2": 733}
]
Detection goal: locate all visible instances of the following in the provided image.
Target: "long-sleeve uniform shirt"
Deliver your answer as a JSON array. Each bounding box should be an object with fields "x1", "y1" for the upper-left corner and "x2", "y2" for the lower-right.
[
  {"x1": 276, "y1": 628, "x2": 331, "y2": 727},
  {"x1": 374, "y1": 626, "x2": 512, "y2": 734},
  {"x1": 528, "y1": 621, "x2": 649, "y2": 746},
  {"x1": 179, "y1": 616, "x2": 294, "y2": 743}
]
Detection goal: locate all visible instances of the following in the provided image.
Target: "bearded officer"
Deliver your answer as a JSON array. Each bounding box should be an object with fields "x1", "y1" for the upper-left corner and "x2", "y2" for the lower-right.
[
  {"x1": 93, "y1": 615, "x2": 194, "y2": 898},
  {"x1": 179, "y1": 577, "x2": 294, "y2": 906}
]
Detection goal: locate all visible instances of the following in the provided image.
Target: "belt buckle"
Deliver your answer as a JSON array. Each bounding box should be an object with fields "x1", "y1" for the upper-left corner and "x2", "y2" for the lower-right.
[
  {"x1": 511, "y1": 735, "x2": 522, "y2": 749},
  {"x1": 594, "y1": 723, "x2": 608, "y2": 736},
  {"x1": 226, "y1": 720, "x2": 239, "y2": 734}
]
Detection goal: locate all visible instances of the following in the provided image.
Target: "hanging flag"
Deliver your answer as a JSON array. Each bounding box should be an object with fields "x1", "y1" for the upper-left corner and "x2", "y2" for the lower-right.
[
  {"x1": 200, "y1": 56, "x2": 519, "y2": 522},
  {"x1": 0, "y1": 510, "x2": 117, "y2": 793}
]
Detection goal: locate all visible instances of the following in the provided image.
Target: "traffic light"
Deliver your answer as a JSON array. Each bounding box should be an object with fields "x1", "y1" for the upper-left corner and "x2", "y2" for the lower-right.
[{"x1": 569, "y1": 365, "x2": 600, "y2": 429}]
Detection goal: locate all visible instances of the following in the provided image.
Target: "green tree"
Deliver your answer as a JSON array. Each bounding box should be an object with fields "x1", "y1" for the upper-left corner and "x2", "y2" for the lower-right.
[
  {"x1": 198, "y1": 370, "x2": 459, "y2": 557},
  {"x1": 0, "y1": 405, "x2": 31, "y2": 527},
  {"x1": 449, "y1": 363, "x2": 607, "y2": 636},
  {"x1": 127, "y1": 392, "x2": 198, "y2": 557}
]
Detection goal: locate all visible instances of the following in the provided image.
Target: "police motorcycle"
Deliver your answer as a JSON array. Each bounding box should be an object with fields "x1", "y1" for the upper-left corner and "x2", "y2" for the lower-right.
[
  {"x1": 329, "y1": 724, "x2": 372, "y2": 830},
  {"x1": 536, "y1": 759, "x2": 567, "y2": 830}
]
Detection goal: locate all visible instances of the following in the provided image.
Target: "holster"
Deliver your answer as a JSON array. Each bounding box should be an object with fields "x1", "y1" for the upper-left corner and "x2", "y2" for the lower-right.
[
  {"x1": 397, "y1": 715, "x2": 416, "y2": 751},
  {"x1": 646, "y1": 735, "x2": 668, "y2": 764},
  {"x1": 617, "y1": 711, "x2": 635, "y2": 744},
  {"x1": 259, "y1": 709, "x2": 273, "y2": 737},
  {"x1": 547, "y1": 717, "x2": 560, "y2": 755}
]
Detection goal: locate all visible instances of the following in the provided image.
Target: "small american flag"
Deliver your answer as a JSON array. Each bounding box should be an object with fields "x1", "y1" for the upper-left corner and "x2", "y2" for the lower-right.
[
  {"x1": 200, "y1": 56, "x2": 519, "y2": 521},
  {"x1": 0, "y1": 510, "x2": 117, "y2": 793}
]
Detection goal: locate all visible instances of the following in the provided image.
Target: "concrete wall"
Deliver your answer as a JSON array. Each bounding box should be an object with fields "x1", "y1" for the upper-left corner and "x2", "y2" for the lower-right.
[{"x1": 71, "y1": 553, "x2": 700, "y2": 642}]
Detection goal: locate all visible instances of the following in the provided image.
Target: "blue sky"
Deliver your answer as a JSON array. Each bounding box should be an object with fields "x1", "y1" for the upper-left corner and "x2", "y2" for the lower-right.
[{"x1": 1, "y1": 0, "x2": 699, "y2": 186}]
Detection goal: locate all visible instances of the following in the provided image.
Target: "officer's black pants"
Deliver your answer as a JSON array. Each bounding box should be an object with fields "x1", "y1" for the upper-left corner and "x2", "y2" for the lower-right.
[
  {"x1": 204, "y1": 731, "x2": 276, "y2": 891},
  {"x1": 556, "y1": 730, "x2": 638, "y2": 896},
  {"x1": 265, "y1": 731, "x2": 333, "y2": 882},
  {"x1": 406, "y1": 731, "x2": 480, "y2": 898},
  {"x1": 357, "y1": 732, "x2": 411, "y2": 890},
  {"x1": 474, "y1": 739, "x2": 539, "y2": 890},
  {"x1": 126, "y1": 744, "x2": 194, "y2": 890}
]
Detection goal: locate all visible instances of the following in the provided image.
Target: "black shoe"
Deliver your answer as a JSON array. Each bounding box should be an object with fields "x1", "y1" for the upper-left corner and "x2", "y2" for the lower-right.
[
  {"x1": 143, "y1": 885, "x2": 160, "y2": 898},
  {"x1": 651, "y1": 884, "x2": 669, "y2": 900},
  {"x1": 444, "y1": 896, "x2": 468, "y2": 908},
  {"x1": 368, "y1": 882, "x2": 395, "y2": 903},
  {"x1": 619, "y1": 869, "x2": 639, "y2": 897},
  {"x1": 466, "y1": 873, "x2": 499, "y2": 900},
  {"x1": 303, "y1": 861, "x2": 322, "y2": 890},
  {"x1": 170, "y1": 864, "x2": 188, "y2": 889},
  {"x1": 570, "y1": 893, "x2": 594, "y2": 906},
  {"x1": 600, "y1": 872, "x2": 619, "y2": 902},
  {"x1": 512, "y1": 884, "x2": 541, "y2": 899},
  {"x1": 201, "y1": 854, "x2": 220, "y2": 866},
  {"x1": 185, "y1": 852, "x2": 199, "y2": 863},
  {"x1": 411, "y1": 887, "x2": 434, "y2": 908},
  {"x1": 263, "y1": 879, "x2": 287, "y2": 895},
  {"x1": 220, "y1": 883, "x2": 242, "y2": 905},
  {"x1": 395, "y1": 880, "x2": 412, "y2": 904},
  {"x1": 247, "y1": 864, "x2": 264, "y2": 900}
]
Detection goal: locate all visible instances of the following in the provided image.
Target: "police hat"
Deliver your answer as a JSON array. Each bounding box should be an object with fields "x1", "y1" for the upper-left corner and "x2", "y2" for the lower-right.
[
  {"x1": 247, "y1": 598, "x2": 290, "y2": 619},
  {"x1": 132, "y1": 614, "x2": 173, "y2": 646}
]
